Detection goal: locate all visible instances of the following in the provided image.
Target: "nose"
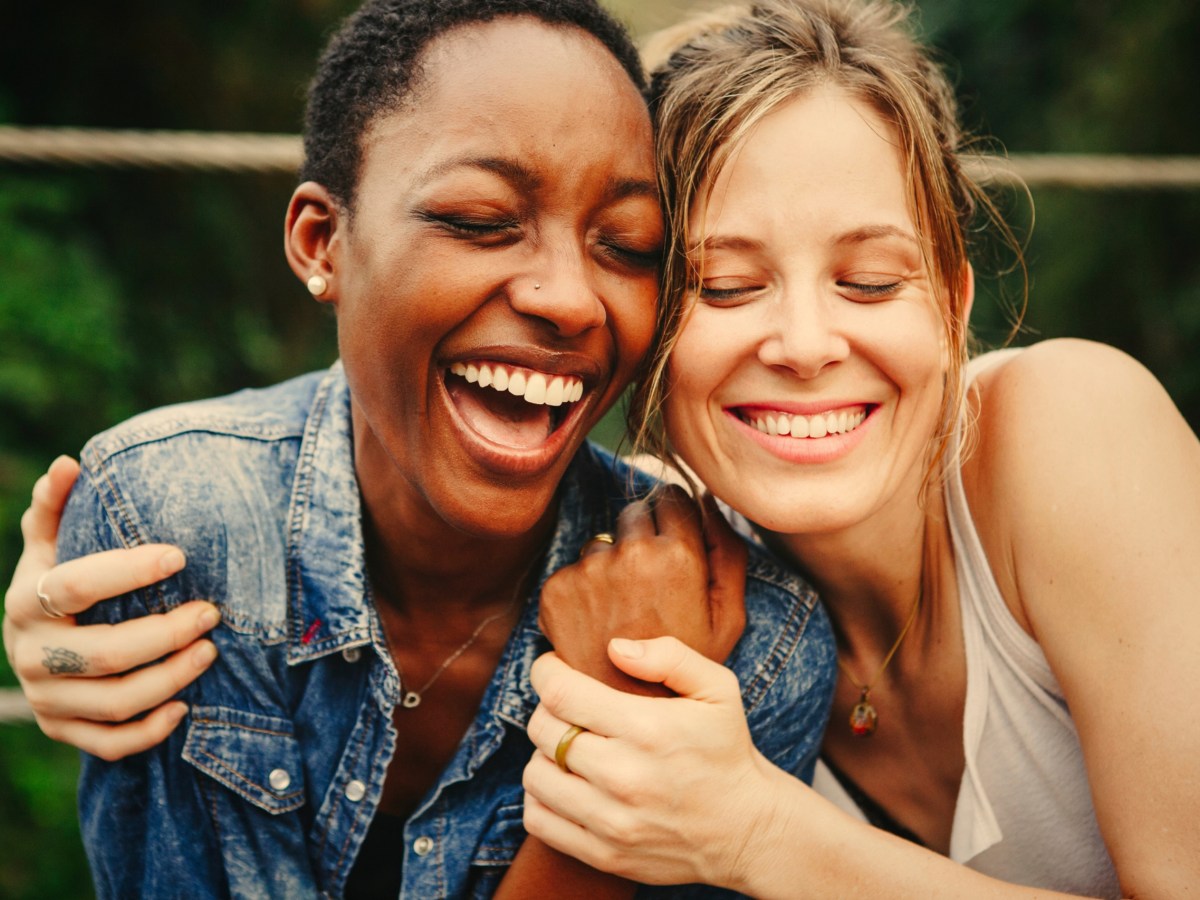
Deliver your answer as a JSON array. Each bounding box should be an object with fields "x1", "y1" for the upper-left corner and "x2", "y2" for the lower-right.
[
  {"x1": 756, "y1": 284, "x2": 850, "y2": 378},
  {"x1": 508, "y1": 239, "x2": 606, "y2": 337}
]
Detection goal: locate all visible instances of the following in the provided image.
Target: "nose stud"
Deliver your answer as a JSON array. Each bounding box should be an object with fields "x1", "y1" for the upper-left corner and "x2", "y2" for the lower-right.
[{"x1": 534, "y1": 282, "x2": 542, "y2": 290}]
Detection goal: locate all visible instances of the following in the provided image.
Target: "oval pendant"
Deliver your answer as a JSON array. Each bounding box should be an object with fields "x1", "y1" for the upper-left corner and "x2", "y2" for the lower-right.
[
  {"x1": 402, "y1": 691, "x2": 422, "y2": 709},
  {"x1": 849, "y1": 700, "x2": 877, "y2": 737}
]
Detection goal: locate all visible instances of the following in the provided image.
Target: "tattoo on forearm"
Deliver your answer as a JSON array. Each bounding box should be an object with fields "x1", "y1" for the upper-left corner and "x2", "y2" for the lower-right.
[{"x1": 42, "y1": 646, "x2": 87, "y2": 675}]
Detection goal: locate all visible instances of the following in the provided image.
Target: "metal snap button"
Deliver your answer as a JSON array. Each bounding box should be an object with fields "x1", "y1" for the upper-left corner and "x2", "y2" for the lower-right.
[
  {"x1": 342, "y1": 647, "x2": 362, "y2": 664},
  {"x1": 345, "y1": 779, "x2": 367, "y2": 802},
  {"x1": 268, "y1": 768, "x2": 291, "y2": 792},
  {"x1": 413, "y1": 836, "x2": 434, "y2": 857}
]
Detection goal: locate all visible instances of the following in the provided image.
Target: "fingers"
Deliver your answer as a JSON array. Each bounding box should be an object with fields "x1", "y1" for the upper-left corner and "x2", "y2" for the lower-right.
[
  {"x1": 530, "y1": 651, "x2": 649, "y2": 739},
  {"x1": 35, "y1": 601, "x2": 221, "y2": 678},
  {"x1": 522, "y1": 788, "x2": 617, "y2": 876},
  {"x1": 607, "y1": 636, "x2": 740, "y2": 703},
  {"x1": 649, "y1": 485, "x2": 706, "y2": 557},
  {"x1": 698, "y1": 493, "x2": 748, "y2": 649},
  {"x1": 21, "y1": 456, "x2": 80, "y2": 548},
  {"x1": 614, "y1": 496, "x2": 655, "y2": 542},
  {"x1": 26, "y1": 640, "x2": 217, "y2": 723},
  {"x1": 42, "y1": 700, "x2": 191, "y2": 762},
  {"x1": 25, "y1": 545, "x2": 189, "y2": 621}
]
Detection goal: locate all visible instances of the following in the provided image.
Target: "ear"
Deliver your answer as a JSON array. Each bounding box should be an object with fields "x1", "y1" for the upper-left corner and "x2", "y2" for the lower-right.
[{"x1": 284, "y1": 181, "x2": 343, "y2": 304}]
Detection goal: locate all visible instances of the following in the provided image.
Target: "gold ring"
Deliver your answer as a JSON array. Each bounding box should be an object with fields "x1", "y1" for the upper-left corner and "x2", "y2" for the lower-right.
[
  {"x1": 35, "y1": 573, "x2": 67, "y2": 619},
  {"x1": 554, "y1": 724, "x2": 586, "y2": 773},
  {"x1": 578, "y1": 532, "x2": 615, "y2": 559}
]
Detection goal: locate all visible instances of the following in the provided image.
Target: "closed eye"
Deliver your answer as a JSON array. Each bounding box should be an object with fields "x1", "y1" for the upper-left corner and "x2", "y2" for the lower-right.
[
  {"x1": 837, "y1": 280, "x2": 903, "y2": 301},
  {"x1": 696, "y1": 283, "x2": 763, "y2": 306}
]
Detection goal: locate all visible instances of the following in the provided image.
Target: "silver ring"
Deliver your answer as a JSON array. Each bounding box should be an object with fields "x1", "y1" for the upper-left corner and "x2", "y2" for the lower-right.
[{"x1": 35, "y1": 573, "x2": 67, "y2": 618}]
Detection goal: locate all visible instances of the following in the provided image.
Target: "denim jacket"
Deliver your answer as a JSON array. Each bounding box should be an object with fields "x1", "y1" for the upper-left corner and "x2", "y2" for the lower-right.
[{"x1": 60, "y1": 362, "x2": 836, "y2": 900}]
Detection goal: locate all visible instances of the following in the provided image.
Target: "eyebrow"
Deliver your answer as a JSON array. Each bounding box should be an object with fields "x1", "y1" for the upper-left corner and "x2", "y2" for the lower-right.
[
  {"x1": 420, "y1": 156, "x2": 658, "y2": 203},
  {"x1": 689, "y1": 235, "x2": 765, "y2": 255},
  {"x1": 690, "y1": 224, "x2": 919, "y2": 256},
  {"x1": 835, "y1": 224, "x2": 920, "y2": 247},
  {"x1": 421, "y1": 155, "x2": 541, "y2": 192}
]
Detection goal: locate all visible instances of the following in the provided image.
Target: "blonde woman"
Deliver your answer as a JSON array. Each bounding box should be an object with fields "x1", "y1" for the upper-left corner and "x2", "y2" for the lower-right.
[{"x1": 520, "y1": 1, "x2": 1200, "y2": 896}]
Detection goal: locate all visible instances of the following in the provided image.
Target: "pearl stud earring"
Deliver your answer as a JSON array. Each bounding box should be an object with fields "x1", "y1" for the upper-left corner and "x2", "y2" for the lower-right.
[{"x1": 307, "y1": 274, "x2": 328, "y2": 296}]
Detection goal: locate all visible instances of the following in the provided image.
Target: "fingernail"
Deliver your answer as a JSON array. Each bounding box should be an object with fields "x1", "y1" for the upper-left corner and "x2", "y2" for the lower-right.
[
  {"x1": 159, "y1": 548, "x2": 186, "y2": 574},
  {"x1": 197, "y1": 605, "x2": 221, "y2": 631},
  {"x1": 611, "y1": 638, "x2": 645, "y2": 659},
  {"x1": 192, "y1": 641, "x2": 218, "y2": 668}
]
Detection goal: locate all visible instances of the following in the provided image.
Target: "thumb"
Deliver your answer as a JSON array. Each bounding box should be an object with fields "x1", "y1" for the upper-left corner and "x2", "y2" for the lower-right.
[{"x1": 607, "y1": 635, "x2": 740, "y2": 704}]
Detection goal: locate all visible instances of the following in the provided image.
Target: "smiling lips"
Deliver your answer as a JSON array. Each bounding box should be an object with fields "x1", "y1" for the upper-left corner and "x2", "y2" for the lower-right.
[{"x1": 739, "y1": 405, "x2": 870, "y2": 439}]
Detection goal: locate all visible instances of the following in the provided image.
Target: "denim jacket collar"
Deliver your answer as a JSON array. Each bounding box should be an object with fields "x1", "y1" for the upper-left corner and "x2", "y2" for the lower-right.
[{"x1": 283, "y1": 362, "x2": 643, "y2": 727}]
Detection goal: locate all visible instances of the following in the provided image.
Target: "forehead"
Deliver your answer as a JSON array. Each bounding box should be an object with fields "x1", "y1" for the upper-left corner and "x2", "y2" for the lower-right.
[
  {"x1": 358, "y1": 17, "x2": 654, "y2": 189},
  {"x1": 697, "y1": 85, "x2": 911, "y2": 236}
]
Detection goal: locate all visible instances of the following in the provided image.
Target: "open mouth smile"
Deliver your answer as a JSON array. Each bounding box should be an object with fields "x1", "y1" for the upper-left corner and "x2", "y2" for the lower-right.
[{"x1": 446, "y1": 360, "x2": 588, "y2": 453}]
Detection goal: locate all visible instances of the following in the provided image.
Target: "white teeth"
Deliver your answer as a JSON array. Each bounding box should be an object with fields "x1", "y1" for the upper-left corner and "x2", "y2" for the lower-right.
[
  {"x1": 525, "y1": 373, "x2": 547, "y2": 405},
  {"x1": 449, "y1": 361, "x2": 585, "y2": 409},
  {"x1": 508, "y1": 370, "x2": 527, "y2": 397},
  {"x1": 747, "y1": 407, "x2": 867, "y2": 440}
]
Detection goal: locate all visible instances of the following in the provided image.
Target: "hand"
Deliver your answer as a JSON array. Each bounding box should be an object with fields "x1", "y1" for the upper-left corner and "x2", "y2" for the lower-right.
[
  {"x1": 522, "y1": 637, "x2": 785, "y2": 889},
  {"x1": 539, "y1": 487, "x2": 746, "y2": 694},
  {"x1": 2, "y1": 456, "x2": 220, "y2": 760}
]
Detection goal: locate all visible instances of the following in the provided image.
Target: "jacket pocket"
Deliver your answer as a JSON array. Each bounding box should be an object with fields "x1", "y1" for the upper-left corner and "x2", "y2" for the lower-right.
[{"x1": 183, "y1": 705, "x2": 306, "y2": 814}]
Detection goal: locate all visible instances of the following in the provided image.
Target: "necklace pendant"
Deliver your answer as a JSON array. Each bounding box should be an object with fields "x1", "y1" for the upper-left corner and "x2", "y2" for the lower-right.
[
  {"x1": 849, "y1": 695, "x2": 878, "y2": 737},
  {"x1": 401, "y1": 691, "x2": 422, "y2": 709}
]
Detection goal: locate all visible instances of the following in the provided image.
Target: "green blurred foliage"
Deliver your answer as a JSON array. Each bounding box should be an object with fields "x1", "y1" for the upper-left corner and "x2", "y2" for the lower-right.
[{"x1": 1, "y1": 0, "x2": 1197, "y2": 896}]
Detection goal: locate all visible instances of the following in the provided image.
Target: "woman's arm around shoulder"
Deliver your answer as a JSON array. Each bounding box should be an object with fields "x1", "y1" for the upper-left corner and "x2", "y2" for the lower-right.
[{"x1": 968, "y1": 337, "x2": 1200, "y2": 896}]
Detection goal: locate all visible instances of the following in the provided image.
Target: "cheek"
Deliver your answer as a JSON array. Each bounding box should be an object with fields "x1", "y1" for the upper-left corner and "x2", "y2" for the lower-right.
[
  {"x1": 609, "y1": 276, "x2": 660, "y2": 366},
  {"x1": 662, "y1": 319, "x2": 726, "y2": 447}
]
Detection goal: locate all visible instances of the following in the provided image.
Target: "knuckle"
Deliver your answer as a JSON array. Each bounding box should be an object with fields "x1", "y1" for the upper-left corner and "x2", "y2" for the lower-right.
[
  {"x1": 96, "y1": 696, "x2": 134, "y2": 724},
  {"x1": 535, "y1": 676, "x2": 572, "y2": 715},
  {"x1": 92, "y1": 738, "x2": 129, "y2": 763},
  {"x1": 36, "y1": 715, "x2": 65, "y2": 742},
  {"x1": 12, "y1": 648, "x2": 46, "y2": 683}
]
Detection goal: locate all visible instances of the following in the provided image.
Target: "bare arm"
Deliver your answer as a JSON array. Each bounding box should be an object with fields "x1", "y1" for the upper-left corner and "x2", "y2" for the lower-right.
[
  {"x1": 974, "y1": 340, "x2": 1200, "y2": 896},
  {"x1": 2, "y1": 456, "x2": 220, "y2": 760}
]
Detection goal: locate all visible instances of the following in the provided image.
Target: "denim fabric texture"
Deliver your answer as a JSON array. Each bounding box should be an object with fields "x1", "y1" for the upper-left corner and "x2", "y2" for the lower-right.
[{"x1": 60, "y1": 362, "x2": 836, "y2": 900}]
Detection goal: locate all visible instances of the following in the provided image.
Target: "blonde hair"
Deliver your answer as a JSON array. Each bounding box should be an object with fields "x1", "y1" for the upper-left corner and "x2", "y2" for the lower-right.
[{"x1": 629, "y1": 0, "x2": 1024, "y2": 500}]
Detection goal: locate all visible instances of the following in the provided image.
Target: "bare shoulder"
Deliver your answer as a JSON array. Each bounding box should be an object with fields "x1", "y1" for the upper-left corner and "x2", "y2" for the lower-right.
[
  {"x1": 962, "y1": 339, "x2": 1199, "y2": 630},
  {"x1": 970, "y1": 338, "x2": 1190, "y2": 488}
]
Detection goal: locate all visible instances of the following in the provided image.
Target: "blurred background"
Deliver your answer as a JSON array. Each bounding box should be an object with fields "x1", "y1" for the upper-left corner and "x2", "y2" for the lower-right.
[{"x1": 1, "y1": 0, "x2": 1197, "y2": 895}]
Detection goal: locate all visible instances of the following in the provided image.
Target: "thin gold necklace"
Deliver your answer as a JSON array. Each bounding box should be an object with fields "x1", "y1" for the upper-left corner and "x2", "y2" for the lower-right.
[
  {"x1": 837, "y1": 587, "x2": 922, "y2": 737},
  {"x1": 393, "y1": 570, "x2": 531, "y2": 710}
]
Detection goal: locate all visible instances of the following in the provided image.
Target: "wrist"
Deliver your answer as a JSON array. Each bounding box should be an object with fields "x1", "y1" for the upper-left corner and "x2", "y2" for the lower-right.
[{"x1": 714, "y1": 751, "x2": 798, "y2": 894}]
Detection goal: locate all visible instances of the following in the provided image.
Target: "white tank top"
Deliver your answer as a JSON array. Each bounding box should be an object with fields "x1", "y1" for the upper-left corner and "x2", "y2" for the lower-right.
[{"x1": 813, "y1": 349, "x2": 1120, "y2": 896}]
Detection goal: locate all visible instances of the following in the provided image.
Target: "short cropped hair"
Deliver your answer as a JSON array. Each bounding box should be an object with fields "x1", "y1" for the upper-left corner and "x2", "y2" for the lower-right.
[{"x1": 301, "y1": 0, "x2": 647, "y2": 211}]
